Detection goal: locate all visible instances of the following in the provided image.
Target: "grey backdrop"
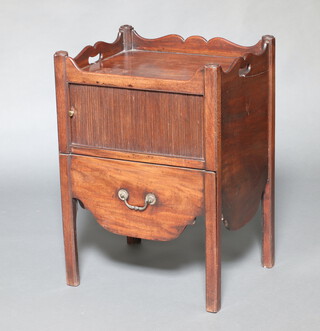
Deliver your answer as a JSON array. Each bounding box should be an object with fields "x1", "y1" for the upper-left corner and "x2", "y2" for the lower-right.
[{"x1": 1, "y1": 0, "x2": 319, "y2": 330}]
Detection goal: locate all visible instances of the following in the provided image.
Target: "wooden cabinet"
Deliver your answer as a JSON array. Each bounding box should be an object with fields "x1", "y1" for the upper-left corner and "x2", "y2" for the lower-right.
[{"x1": 54, "y1": 25, "x2": 275, "y2": 312}]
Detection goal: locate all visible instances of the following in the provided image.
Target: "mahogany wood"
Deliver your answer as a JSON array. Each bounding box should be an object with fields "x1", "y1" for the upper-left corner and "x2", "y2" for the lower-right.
[
  {"x1": 71, "y1": 146, "x2": 205, "y2": 169},
  {"x1": 73, "y1": 36, "x2": 124, "y2": 69},
  {"x1": 204, "y1": 67, "x2": 222, "y2": 312},
  {"x1": 84, "y1": 51, "x2": 236, "y2": 79},
  {"x1": 66, "y1": 57, "x2": 205, "y2": 95},
  {"x1": 205, "y1": 172, "x2": 221, "y2": 312},
  {"x1": 119, "y1": 24, "x2": 134, "y2": 51},
  {"x1": 132, "y1": 30, "x2": 263, "y2": 57},
  {"x1": 54, "y1": 25, "x2": 276, "y2": 313},
  {"x1": 69, "y1": 84, "x2": 204, "y2": 159},
  {"x1": 54, "y1": 51, "x2": 70, "y2": 153},
  {"x1": 59, "y1": 154, "x2": 79, "y2": 286},
  {"x1": 127, "y1": 237, "x2": 141, "y2": 245},
  {"x1": 262, "y1": 36, "x2": 275, "y2": 268},
  {"x1": 204, "y1": 65, "x2": 221, "y2": 171},
  {"x1": 220, "y1": 44, "x2": 270, "y2": 230},
  {"x1": 70, "y1": 155, "x2": 204, "y2": 241}
]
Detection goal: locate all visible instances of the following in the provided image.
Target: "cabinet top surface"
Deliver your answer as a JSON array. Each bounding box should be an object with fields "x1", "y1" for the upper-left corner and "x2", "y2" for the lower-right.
[
  {"x1": 83, "y1": 50, "x2": 239, "y2": 80},
  {"x1": 59, "y1": 26, "x2": 270, "y2": 83},
  {"x1": 55, "y1": 26, "x2": 272, "y2": 93},
  {"x1": 83, "y1": 50, "x2": 237, "y2": 81}
]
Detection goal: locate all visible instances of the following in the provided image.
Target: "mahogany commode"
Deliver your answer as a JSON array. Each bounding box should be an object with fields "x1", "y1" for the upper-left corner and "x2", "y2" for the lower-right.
[{"x1": 54, "y1": 25, "x2": 275, "y2": 312}]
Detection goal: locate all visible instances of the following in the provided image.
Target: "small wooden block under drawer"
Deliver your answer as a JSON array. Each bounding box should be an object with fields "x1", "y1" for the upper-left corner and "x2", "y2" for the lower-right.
[{"x1": 70, "y1": 155, "x2": 205, "y2": 241}]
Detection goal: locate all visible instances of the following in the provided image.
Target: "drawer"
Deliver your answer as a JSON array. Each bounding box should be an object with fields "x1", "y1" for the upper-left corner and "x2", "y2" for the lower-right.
[
  {"x1": 70, "y1": 155, "x2": 205, "y2": 241},
  {"x1": 69, "y1": 84, "x2": 204, "y2": 160}
]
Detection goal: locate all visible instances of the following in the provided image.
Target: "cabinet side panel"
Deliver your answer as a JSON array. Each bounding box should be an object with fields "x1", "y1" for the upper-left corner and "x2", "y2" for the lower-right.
[
  {"x1": 221, "y1": 59, "x2": 269, "y2": 230},
  {"x1": 69, "y1": 85, "x2": 204, "y2": 159}
]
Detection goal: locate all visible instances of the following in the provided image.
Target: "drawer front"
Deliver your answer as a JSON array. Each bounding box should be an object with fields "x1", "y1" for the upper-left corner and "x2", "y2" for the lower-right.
[
  {"x1": 69, "y1": 84, "x2": 204, "y2": 160},
  {"x1": 70, "y1": 155, "x2": 205, "y2": 241}
]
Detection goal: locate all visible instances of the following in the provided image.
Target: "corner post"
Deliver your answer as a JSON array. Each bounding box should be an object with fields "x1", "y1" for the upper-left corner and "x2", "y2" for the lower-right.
[
  {"x1": 261, "y1": 36, "x2": 275, "y2": 268},
  {"x1": 205, "y1": 172, "x2": 221, "y2": 312},
  {"x1": 120, "y1": 26, "x2": 146, "y2": 246},
  {"x1": 119, "y1": 25, "x2": 134, "y2": 51},
  {"x1": 54, "y1": 51, "x2": 71, "y2": 153},
  {"x1": 204, "y1": 65, "x2": 222, "y2": 312},
  {"x1": 55, "y1": 51, "x2": 78, "y2": 284},
  {"x1": 59, "y1": 154, "x2": 79, "y2": 286}
]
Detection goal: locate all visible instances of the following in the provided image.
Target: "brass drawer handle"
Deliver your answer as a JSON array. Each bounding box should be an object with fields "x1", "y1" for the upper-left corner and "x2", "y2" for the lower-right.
[{"x1": 118, "y1": 189, "x2": 156, "y2": 211}]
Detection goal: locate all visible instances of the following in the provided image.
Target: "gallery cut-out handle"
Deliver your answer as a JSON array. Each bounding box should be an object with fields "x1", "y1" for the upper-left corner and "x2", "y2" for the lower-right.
[
  {"x1": 239, "y1": 63, "x2": 251, "y2": 77},
  {"x1": 88, "y1": 53, "x2": 101, "y2": 64}
]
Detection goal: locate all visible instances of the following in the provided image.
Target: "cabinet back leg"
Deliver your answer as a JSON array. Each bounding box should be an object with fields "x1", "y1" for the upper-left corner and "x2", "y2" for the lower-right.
[
  {"x1": 127, "y1": 237, "x2": 141, "y2": 245},
  {"x1": 262, "y1": 182, "x2": 274, "y2": 268},
  {"x1": 59, "y1": 154, "x2": 80, "y2": 286}
]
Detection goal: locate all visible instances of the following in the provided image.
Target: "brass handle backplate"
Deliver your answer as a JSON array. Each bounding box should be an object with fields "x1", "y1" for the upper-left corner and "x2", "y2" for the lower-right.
[{"x1": 117, "y1": 189, "x2": 156, "y2": 211}]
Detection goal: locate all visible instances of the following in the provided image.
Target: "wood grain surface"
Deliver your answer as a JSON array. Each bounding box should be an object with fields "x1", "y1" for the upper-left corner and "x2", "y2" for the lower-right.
[
  {"x1": 70, "y1": 155, "x2": 205, "y2": 241},
  {"x1": 262, "y1": 36, "x2": 275, "y2": 268},
  {"x1": 205, "y1": 172, "x2": 221, "y2": 312},
  {"x1": 59, "y1": 154, "x2": 79, "y2": 286},
  {"x1": 73, "y1": 35, "x2": 124, "y2": 69},
  {"x1": 132, "y1": 30, "x2": 264, "y2": 57},
  {"x1": 54, "y1": 51, "x2": 71, "y2": 153},
  {"x1": 220, "y1": 44, "x2": 269, "y2": 230},
  {"x1": 55, "y1": 27, "x2": 276, "y2": 313},
  {"x1": 85, "y1": 51, "x2": 236, "y2": 80},
  {"x1": 69, "y1": 84, "x2": 204, "y2": 159},
  {"x1": 70, "y1": 145, "x2": 205, "y2": 169},
  {"x1": 66, "y1": 57, "x2": 205, "y2": 95}
]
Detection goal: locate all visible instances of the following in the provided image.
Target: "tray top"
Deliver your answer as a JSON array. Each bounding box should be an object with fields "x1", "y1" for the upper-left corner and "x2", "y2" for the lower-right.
[
  {"x1": 57, "y1": 25, "x2": 270, "y2": 93},
  {"x1": 83, "y1": 50, "x2": 237, "y2": 81}
]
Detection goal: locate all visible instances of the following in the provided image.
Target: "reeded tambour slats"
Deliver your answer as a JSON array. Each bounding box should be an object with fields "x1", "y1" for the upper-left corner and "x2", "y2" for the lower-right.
[{"x1": 69, "y1": 84, "x2": 204, "y2": 159}]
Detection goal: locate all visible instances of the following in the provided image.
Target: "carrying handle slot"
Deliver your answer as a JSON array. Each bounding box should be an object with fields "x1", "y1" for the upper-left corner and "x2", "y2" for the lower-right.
[
  {"x1": 88, "y1": 53, "x2": 101, "y2": 64},
  {"x1": 239, "y1": 63, "x2": 251, "y2": 77}
]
